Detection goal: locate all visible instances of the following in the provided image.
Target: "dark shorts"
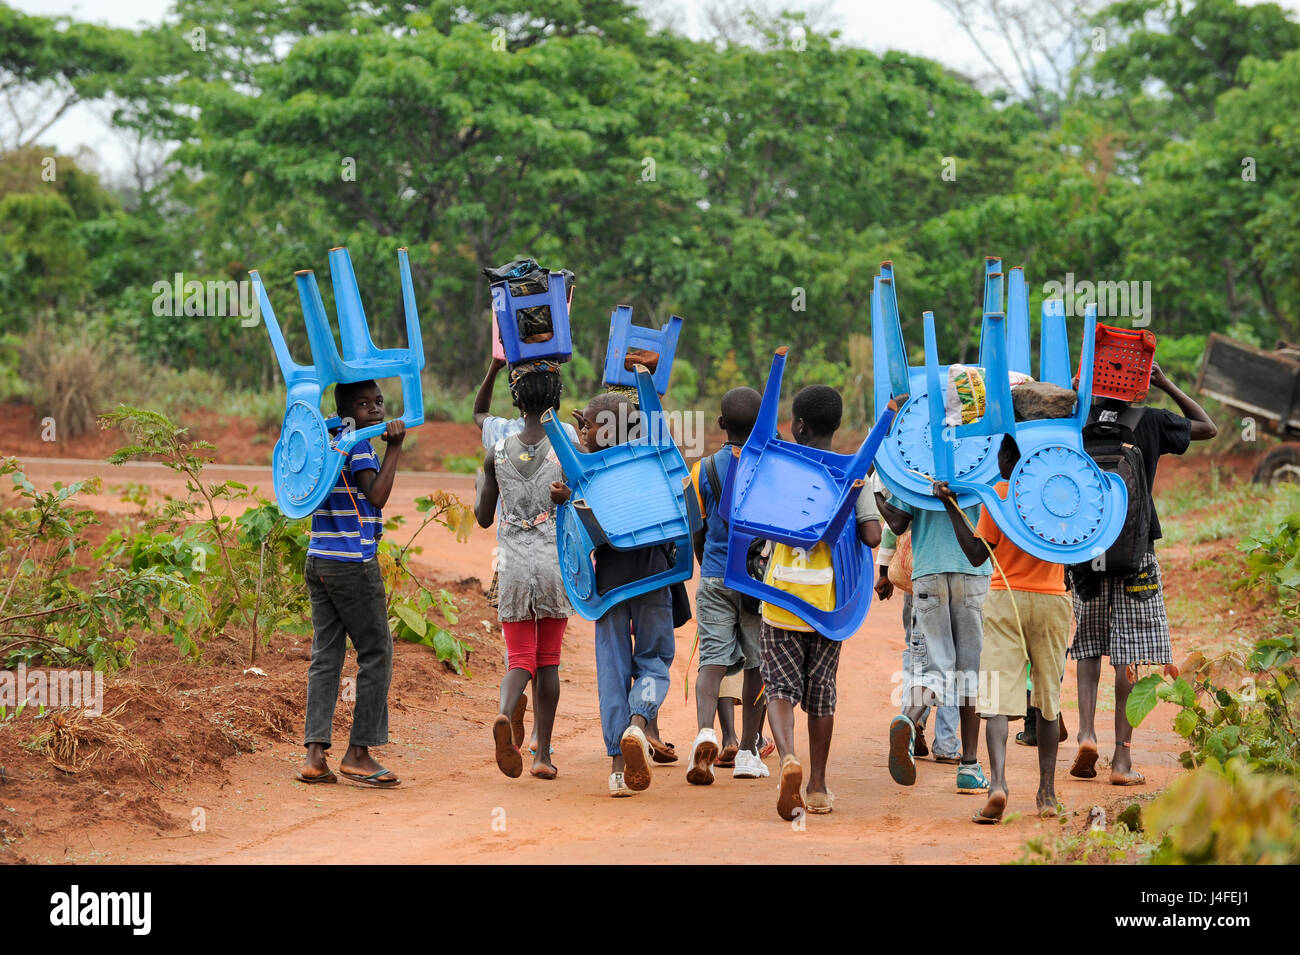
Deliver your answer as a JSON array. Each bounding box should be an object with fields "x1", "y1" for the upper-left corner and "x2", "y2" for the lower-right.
[{"x1": 758, "y1": 621, "x2": 841, "y2": 717}]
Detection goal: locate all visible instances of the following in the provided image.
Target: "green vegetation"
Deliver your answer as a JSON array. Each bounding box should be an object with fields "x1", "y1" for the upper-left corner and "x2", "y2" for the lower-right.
[{"x1": 3, "y1": 0, "x2": 1299, "y2": 428}]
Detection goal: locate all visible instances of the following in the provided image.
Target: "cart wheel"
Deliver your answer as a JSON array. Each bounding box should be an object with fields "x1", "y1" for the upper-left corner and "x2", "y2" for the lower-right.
[
  {"x1": 1012, "y1": 446, "x2": 1105, "y2": 547},
  {"x1": 273, "y1": 400, "x2": 335, "y2": 517},
  {"x1": 1253, "y1": 443, "x2": 1300, "y2": 486},
  {"x1": 557, "y1": 504, "x2": 597, "y2": 603}
]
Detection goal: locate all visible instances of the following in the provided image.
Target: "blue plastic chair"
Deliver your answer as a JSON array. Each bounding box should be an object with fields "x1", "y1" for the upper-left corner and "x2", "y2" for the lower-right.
[
  {"x1": 718, "y1": 461, "x2": 875, "y2": 642},
  {"x1": 541, "y1": 367, "x2": 702, "y2": 620},
  {"x1": 251, "y1": 246, "x2": 426, "y2": 519},
  {"x1": 943, "y1": 300, "x2": 1129, "y2": 564},
  {"x1": 602, "y1": 305, "x2": 683, "y2": 395},
  {"x1": 726, "y1": 347, "x2": 897, "y2": 549},
  {"x1": 871, "y1": 260, "x2": 1006, "y2": 510},
  {"x1": 491, "y1": 270, "x2": 572, "y2": 364}
]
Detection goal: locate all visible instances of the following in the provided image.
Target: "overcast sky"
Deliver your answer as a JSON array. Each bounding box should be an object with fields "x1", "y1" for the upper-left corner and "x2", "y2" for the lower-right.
[{"x1": 11, "y1": 0, "x2": 1300, "y2": 175}]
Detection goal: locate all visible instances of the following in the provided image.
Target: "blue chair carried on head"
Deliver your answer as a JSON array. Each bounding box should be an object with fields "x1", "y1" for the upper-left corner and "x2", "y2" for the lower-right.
[
  {"x1": 251, "y1": 246, "x2": 426, "y2": 519},
  {"x1": 872, "y1": 259, "x2": 1013, "y2": 510},
  {"x1": 725, "y1": 347, "x2": 895, "y2": 550},
  {"x1": 941, "y1": 299, "x2": 1129, "y2": 565},
  {"x1": 490, "y1": 269, "x2": 573, "y2": 364},
  {"x1": 541, "y1": 366, "x2": 701, "y2": 620},
  {"x1": 602, "y1": 305, "x2": 683, "y2": 396}
]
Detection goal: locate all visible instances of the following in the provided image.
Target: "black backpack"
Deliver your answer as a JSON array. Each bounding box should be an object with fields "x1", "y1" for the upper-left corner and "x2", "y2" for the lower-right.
[
  {"x1": 1071, "y1": 407, "x2": 1150, "y2": 578},
  {"x1": 703, "y1": 450, "x2": 767, "y2": 614}
]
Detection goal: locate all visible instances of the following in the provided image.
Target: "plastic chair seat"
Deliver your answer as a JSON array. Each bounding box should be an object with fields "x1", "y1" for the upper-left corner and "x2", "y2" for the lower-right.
[
  {"x1": 602, "y1": 306, "x2": 683, "y2": 395},
  {"x1": 542, "y1": 366, "x2": 701, "y2": 620},
  {"x1": 729, "y1": 347, "x2": 894, "y2": 548}
]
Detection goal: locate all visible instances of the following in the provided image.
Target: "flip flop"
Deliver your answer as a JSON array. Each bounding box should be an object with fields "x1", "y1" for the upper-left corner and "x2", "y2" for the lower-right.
[
  {"x1": 972, "y1": 791, "x2": 1006, "y2": 824},
  {"x1": 1110, "y1": 769, "x2": 1146, "y2": 786},
  {"x1": 713, "y1": 743, "x2": 738, "y2": 768},
  {"x1": 510, "y1": 693, "x2": 528, "y2": 749},
  {"x1": 758, "y1": 736, "x2": 776, "y2": 759},
  {"x1": 776, "y1": 755, "x2": 804, "y2": 821},
  {"x1": 340, "y1": 767, "x2": 399, "y2": 787},
  {"x1": 295, "y1": 769, "x2": 338, "y2": 784},
  {"x1": 493, "y1": 714, "x2": 523, "y2": 778},
  {"x1": 1070, "y1": 743, "x2": 1099, "y2": 779},
  {"x1": 530, "y1": 762, "x2": 558, "y2": 780},
  {"x1": 648, "y1": 738, "x2": 678, "y2": 764}
]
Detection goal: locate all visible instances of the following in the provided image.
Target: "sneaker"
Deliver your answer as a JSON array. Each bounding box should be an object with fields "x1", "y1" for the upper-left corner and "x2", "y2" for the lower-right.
[
  {"x1": 956, "y1": 761, "x2": 990, "y2": 794},
  {"x1": 608, "y1": 771, "x2": 633, "y2": 797},
  {"x1": 686, "y1": 728, "x2": 720, "y2": 785},
  {"x1": 619, "y1": 724, "x2": 652, "y2": 791},
  {"x1": 733, "y1": 749, "x2": 770, "y2": 779},
  {"x1": 888, "y1": 715, "x2": 916, "y2": 786}
]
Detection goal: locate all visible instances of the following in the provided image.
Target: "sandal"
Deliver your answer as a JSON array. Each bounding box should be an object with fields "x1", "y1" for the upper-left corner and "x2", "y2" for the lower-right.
[
  {"x1": 648, "y1": 737, "x2": 678, "y2": 764},
  {"x1": 713, "y1": 742, "x2": 738, "y2": 768},
  {"x1": 972, "y1": 791, "x2": 1006, "y2": 825}
]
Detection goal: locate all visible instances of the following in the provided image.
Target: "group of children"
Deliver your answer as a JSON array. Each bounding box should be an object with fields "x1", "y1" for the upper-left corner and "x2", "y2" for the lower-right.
[{"x1": 295, "y1": 343, "x2": 1217, "y2": 826}]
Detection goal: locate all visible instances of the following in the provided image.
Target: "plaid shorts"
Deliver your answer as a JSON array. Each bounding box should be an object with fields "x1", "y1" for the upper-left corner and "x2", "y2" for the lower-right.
[
  {"x1": 1068, "y1": 552, "x2": 1172, "y2": 666},
  {"x1": 758, "y1": 622, "x2": 842, "y2": 717}
]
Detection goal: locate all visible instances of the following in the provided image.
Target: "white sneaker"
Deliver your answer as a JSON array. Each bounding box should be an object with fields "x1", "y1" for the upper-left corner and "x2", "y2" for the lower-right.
[
  {"x1": 619, "y1": 725, "x2": 653, "y2": 791},
  {"x1": 609, "y1": 771, "x2": 633, "y2": 797},
  {"x1": 733, "y1": 749, "x2": 770, "y2": 779},
  {"x1": 686, "y1": 728, "x2": 720, "y2": 785}
]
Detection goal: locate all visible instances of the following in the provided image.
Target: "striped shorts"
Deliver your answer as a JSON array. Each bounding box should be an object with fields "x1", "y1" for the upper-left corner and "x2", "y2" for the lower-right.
[
  {"x1": 1068, "y1": 553, "x2": 1172, "y2": 666},
  {"x1": 759, "y1": 622, "x2": 842, "y2": 717}
]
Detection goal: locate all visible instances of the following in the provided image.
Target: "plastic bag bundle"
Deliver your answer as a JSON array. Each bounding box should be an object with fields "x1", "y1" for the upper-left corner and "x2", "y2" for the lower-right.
[
  {"x1": 944, "y1": 365, "x2": 1033, "y2": 427},
  {"x1": 482, "y1": 259, "x2": 577, "y2": 344}
]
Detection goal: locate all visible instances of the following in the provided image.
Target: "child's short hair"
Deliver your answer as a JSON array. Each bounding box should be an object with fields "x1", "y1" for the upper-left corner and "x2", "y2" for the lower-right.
[
  {"x1": 792, "y1": 385, "x2": 842, "y2": 437},
  {"x1": 335, "y1": 379, "x2": 378, "y2": 414},
  {"x1": 720, "y1": 387, "x2": 761, "y2": 441},
  {"x1": 509, "y1": 361, "x2": 563, "y2": 415}
]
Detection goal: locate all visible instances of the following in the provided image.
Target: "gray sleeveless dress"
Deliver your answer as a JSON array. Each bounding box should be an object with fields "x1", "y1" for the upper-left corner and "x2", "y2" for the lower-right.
[{"x1": 493, "y1": 433, "x2": 574, "y2": 623}]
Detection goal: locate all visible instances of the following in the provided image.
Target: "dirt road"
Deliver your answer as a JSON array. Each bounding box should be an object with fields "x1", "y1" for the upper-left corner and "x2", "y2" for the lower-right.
[{"x1": 13, "y1": 458, "x2": 1185, "y2": 864}]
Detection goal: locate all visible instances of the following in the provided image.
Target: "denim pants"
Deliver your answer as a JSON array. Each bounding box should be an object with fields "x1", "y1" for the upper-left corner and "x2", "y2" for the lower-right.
[
  {"x1": 909, "y1": 572, "x2": 989, "y2": 707},
  {"x1": 593, "y1": 588, "x2": 674, "y2": 756},
  {"x1": 303, "y1": 556, "x2": 393, "y2": 749},
  {"x1": 900, "y1": 593, "x2": 960, "y2": 756}
]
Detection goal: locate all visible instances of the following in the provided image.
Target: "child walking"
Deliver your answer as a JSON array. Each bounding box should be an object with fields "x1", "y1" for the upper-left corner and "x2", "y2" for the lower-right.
[
  {"x1": 298, "y1": 380, "x2": 404, "y2": 787},
  {"x1": 760, "y1": 385, "x2": 897, "y2": 820},
  {"x1": 935, "y1": 435, "x2": 1072, "y2": 821},
  {"x1": 552, "y1": 390, "x2": 676, "y2": 797},
  {"x1": 686, "y1": 386, "x2": 769, "y2": 783},
  {"x1": 474, "y1": 361, "x2": 573, "y2": 780}
]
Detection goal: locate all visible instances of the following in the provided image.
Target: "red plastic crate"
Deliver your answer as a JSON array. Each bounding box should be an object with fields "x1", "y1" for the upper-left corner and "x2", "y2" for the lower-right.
[{"x1": 1086, "y1": 324, "x2": 1157, "y2": 402}]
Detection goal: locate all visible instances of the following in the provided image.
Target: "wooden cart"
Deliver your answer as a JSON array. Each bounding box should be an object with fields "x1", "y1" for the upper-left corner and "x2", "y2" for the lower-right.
[{"x1": 1197, "y1": 333, "x2": 1300, "y2": 484}]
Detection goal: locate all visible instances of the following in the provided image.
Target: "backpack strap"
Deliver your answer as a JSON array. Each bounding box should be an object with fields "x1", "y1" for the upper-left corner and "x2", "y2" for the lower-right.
[
  {"x1": 702, "y1": 449, "x2": 727, "y2": 532},
  {"x1": 1117, "y1": 406, "x2": 1146, "y2": 432}
]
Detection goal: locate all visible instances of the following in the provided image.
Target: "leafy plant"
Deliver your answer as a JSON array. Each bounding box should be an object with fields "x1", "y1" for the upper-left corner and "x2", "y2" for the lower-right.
[
  {"x1": 389, "y1": 587, "x2": 473, "y2": 677},
  {"x1": 441, "y1": 451, "x2": 484, "y2": 474}
]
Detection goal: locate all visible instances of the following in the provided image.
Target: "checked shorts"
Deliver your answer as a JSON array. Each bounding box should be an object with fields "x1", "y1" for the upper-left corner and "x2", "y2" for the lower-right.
[
  {"x1": 758, "y1": 621, "x2": 842, "y2": 717},
  {"x1": 1068, "y1": 552, "x2": 1172, "y2": 666}
]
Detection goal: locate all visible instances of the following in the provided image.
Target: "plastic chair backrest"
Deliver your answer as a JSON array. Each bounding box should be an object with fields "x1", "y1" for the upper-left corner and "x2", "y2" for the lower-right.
[
  {"x1": 541, "y1": 367, "x2": 700, "y2": 619},
  {"x1": 491, "y1": 271, "x2": 573, "y2": 364},
  {"x1": 602, "y1": 306, "x2": 683, "y2": 395},
  {"x1": 727, "y1": 347, "x2": 896, "y2": 548}
]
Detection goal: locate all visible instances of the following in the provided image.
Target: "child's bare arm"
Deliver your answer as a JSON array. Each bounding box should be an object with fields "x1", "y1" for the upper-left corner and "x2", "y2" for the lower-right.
[
  {"x1": 877, "y1": 492, "x2": 911, "y2": 535},
  {"x1": 933, "y1": 480, "x2": 988, "y2": 567},
  {"x1": 549, "y1": 480, "x2": 571, "y2": 506},
  {"x1": 474, "y1": 453, "x2": 499, "y2": 528},
  {"x1": 353, "y1": 421, "x2": 404, "y2": 509},
  {"x1": 1150, "y1": 361, "x2": 1217, "y2": 440},
  {"x1": 473, "y1": 357, "x2": 508, "y2": 429}
]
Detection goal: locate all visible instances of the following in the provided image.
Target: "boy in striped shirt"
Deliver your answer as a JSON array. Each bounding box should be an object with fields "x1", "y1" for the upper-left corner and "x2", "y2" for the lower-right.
[{"x1": 298, "y1": 380, "x2": 406, "y2": 787}]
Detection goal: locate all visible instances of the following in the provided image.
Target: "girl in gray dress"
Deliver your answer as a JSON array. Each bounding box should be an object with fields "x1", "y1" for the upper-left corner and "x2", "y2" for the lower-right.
[{"x1": 474, "y1": 362, "x2": 573, "y2": 779}]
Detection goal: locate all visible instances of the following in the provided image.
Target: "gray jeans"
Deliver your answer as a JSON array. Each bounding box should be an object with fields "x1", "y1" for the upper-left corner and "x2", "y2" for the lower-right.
[{"x1": 304, "y1": 556, "x2": 393, "y2": 749}]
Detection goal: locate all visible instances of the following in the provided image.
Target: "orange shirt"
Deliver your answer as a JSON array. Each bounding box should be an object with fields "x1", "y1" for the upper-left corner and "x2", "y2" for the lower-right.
[{"x1": 975, "y1": 482, "x2": 1066, "y2": 594}]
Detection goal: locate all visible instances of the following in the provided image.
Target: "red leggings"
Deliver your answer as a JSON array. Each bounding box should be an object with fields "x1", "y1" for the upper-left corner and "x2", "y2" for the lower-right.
[{"x1": 502, "y1": 617, "x2": 568, "y2": 677}]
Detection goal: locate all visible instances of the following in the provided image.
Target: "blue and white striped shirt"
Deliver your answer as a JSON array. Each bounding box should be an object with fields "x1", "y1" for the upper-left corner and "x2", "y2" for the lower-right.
[{"x1": 307, "y1": 440, "x2": 381, "y2": 562}]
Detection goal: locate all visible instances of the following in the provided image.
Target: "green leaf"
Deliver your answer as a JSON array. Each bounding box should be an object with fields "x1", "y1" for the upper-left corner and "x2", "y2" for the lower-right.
[
  {"x1": 393, "y1": 603, "x2": 427, "y2": 638},
  {"x1": 1126, "y1": 674, "x2": 1164, "y2": 728},
  {"x1": 1173, "y1": 709, "x2": 1198, "y2": 738}
]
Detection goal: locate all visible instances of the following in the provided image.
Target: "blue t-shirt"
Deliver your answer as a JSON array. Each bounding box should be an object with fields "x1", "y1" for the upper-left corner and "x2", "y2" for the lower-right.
[
  {"x1": 694, "y1": 446, "x2": 736, "y2": 578},
  {"x1": 887, "y1": 495, "x2": 991, "y2": 580},
  {"x1": 308, "y1": 439, "x2": 381, "y2": 562}
]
